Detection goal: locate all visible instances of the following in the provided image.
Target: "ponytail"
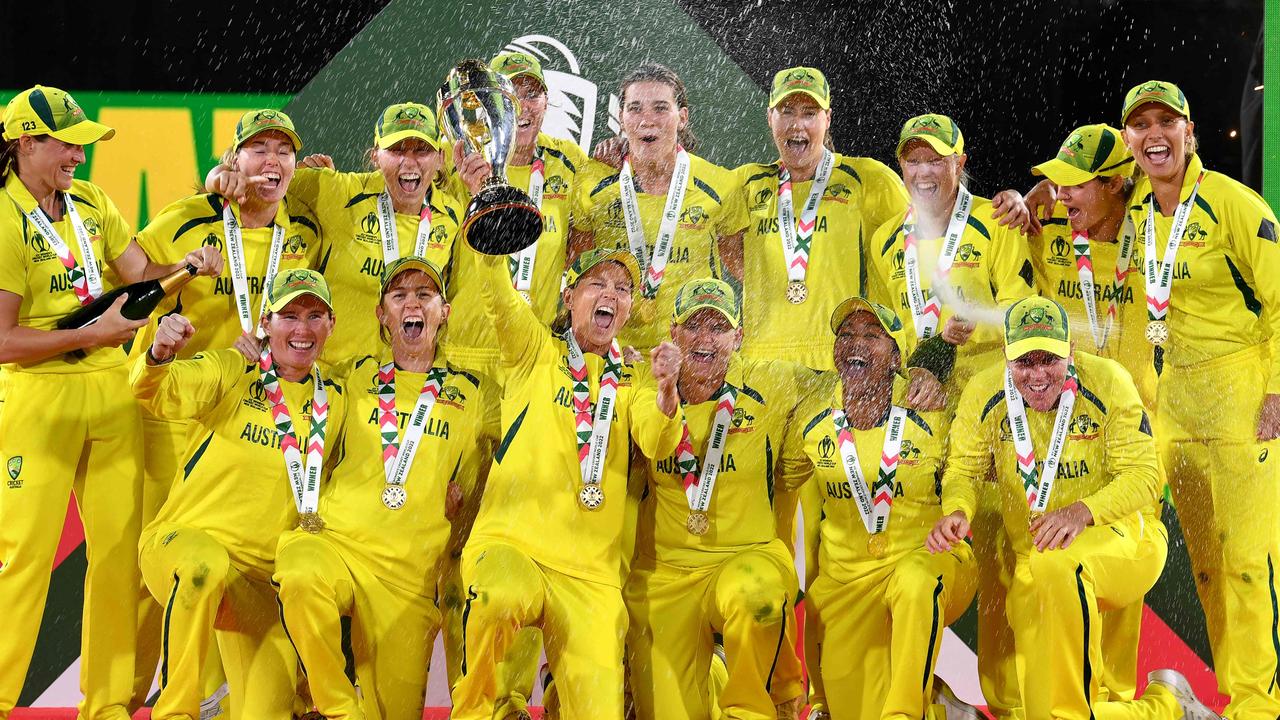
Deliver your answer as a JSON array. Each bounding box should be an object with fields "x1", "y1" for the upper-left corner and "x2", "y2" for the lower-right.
[{"x1": 0, "y1": 124, "x2": 18, "y2": 183}]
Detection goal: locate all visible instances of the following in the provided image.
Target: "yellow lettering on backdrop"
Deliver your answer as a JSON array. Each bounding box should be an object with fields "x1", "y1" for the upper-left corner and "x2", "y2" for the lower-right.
[{"x1": 89, "y1": 108, "x2": 198, "y2": 230}]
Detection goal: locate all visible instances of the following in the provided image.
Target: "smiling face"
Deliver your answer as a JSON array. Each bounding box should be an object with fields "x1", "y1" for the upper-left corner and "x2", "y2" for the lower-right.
[
  {"x1": 376, "y1": 268, "x2": 448, "y2": 357},
  {"x1": 670, "y1": 307, "x2": 741, "y2": 382},
  {"x1": 1009, "y1": 349, "x2": 1069, "y2": 412},
  {"x1": 234, "y1": 129, "x2": 296, "y2": 206},
  {"x1": 834, "y1": 310, "x2": 899, "y2": 393},
  {"x1": 19, "y1": 135, "x2": 84, "y2": 193},
  {"x1": 564, "y1": 261, "x2": 634, "y2": 350},
  {"x1": 1057, "y1": 175, "x2": 1128, "y2": 236},
  {"x1": 264, "y1": 293, "x2": 334, "y2": 374},
  {"x1": 621, "y1": 80, "x2": 687, "y2": 165},
  {"x1": 512, "y1": 75, "x2": 548, "y2": 150},
  {"x1": 1123, "y1": 103, "x2": 1194, "y2": 185},
  {"x1": 768, "y1": 94, "x2": 830, "y2": 170},
  {"x1": 374, "y1": 138, "x2": 441, "y2": 210},
  {"x1": 899, "y1": 140, "x2": 965, "y2": 210}
]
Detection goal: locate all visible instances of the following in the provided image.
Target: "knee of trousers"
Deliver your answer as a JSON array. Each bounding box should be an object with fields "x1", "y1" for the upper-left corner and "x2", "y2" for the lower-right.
[
  {"x1": 166, "y1": 546, "x2": 232, "y2": 601},
  {"x1": 272, "y1": 547, "x2": 337, "y2": 605},
  {"x1": 886, "y1": 558, "x2": 947, "y2": 608},
  {"x1": 717, "y1": 565, "x2": 790, "y2": 627},
  {"x1": 464, "y1": 568, "x2": 537, "y2": 626},
  {"x1": 1023, "y1": 549, "x2": 1086, "y2": 597}
]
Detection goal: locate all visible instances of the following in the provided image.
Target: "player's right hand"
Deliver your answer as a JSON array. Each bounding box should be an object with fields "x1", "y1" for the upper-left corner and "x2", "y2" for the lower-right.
[
  {"x1": 454, "y1": 139, "x2": 492, "y2": 196},
  {"x1": 210, "y1": 168, "x2": 269, "y2": 205},
  {"x1": 90, "y1": 294, "x2": 148, "y2": 349},
  {"x1": 926, "y1": 510, "x2": 969, "y2": 554},
  {"x1": 149, "y1": 313, "x2": 195, "y2": 362}
]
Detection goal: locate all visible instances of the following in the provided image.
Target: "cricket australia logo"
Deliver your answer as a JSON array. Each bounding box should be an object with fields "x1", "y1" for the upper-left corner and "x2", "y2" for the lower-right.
[
  {"x1": 503, "y1": 35, "x2": 602, "y2": 151},
  {"x1": 7, "y1": 456, "x2": 22, "y2": 488}
]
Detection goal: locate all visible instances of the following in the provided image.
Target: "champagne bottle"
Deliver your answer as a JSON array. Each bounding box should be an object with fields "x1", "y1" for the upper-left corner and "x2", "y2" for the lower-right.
[{"x1": 57, "y1": 264, "x2": 198, "y2": 330}]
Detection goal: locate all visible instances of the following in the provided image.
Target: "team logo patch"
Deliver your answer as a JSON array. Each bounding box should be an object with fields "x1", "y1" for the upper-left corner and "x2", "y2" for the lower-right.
[
  {"x1": 6, "y1": 456, "x2": 21, "y2": 486},
  {"x1": 1069, "y1": 413, "x2": 1100, "y2": 440},
  {"x1": 816, "y1": 434, "x2": 837, "y2": 468},
  {"x1": 439, "y1": 385, "x2": 467, "y2": 409},
  {"x1": 899, "y1": 440, "x2": 923, "y2": 466},
  {"x1": 429, "y1": 224, "x2": 448, "y2": 247},
  {"x1": 201, "y1": 232, "x2": 223, "y2": 251},
  {"x1": 361, "y1": 213, "x2": 379, "y2": 235},
  {"x1": 679, "y1": 205, "x2": 708, "y2": 228},
  {"x1": 729, "y1": 407, "x2": 756, "y2": 434},
  {"x1": 545, "y1": 175, "x2": 569, "y2": 196},
  {"x1": 282, "y1": 234, "x2": 306, "y2": 255},
  {"x1": 824, "y1": 183, "x2": 852, "y2": 202},
  {"x1": 954, "y1": 243, "x2": 982, "y2": 267},
  {"x1": 1018, "y1": 306, "x2": 1054, "y2": 334}
]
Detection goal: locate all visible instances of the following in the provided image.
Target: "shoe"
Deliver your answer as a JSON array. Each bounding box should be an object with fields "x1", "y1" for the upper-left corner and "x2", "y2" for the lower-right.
[
  {"x1": 805, "y1": 709, "x2": 830, "y2": 720},
  {"x1": 932, "y1": 676, "x2": 982, "y2": 720},
  {"x1": 1146, "y1": 669, "x2": 1221, "y2": 720}
]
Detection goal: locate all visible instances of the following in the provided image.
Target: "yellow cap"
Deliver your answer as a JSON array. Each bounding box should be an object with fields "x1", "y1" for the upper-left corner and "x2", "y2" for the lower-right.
[
  {"x1": 672, "y1": 278, "x2": 739, "y2": 328},
  {"x1": 1122, "y1": 80, "x2": 1190, "y2": 124},
  {"x1": 1032, "y1": 124, "x2": 1133, "y2": 187},
  {"x1": 490, "y1": 51, "x2": 546, "y2": 89},
  {"x1": 829, "y1": 296, "x2": 908, "y2": 367},
  {"x1": 379, "y1": 255, "x2": 447, "y2": 302},
  {"x1": 266, "y1": 268, "x2": 332, "y2": 313},
  {"x1": 768, "y1": 67, "x2": 831, "y2": 110},
  {"x1": 1003, "y1": 296, "x2": 1071, "y2": 360},
  {"x1": 896, "y1": 114, "x2": 964, "y2": 157},
  {"x1": 2, "y1": 86, "x2": 114, "y2": 144},
  {"x1": 564, "y1": 248, "x2": 640, "y2": 291},
  {"x1": 374, "y1": 102, "x2": 442, "y2": 150},
  {"x1": 232, "y1": 109, "x2": 302, "y2": 152}
]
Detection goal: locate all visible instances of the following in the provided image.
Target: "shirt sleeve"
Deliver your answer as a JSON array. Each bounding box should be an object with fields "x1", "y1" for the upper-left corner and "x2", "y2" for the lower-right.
[
  {"x1": 940, "y1": 375, "x2": 994, "y2": 519},
  {"x1": 572, "y1": 161, "x2": 610, "y2": 234},
  {"x1": 92, "y1": 185, "x2": 134, "y2": 263},
  {"x1": 476, "y1": 250, "x2": 547, "y2": 373},
  {"x1": 714, "y1": 172, "x2": 749, "y2": 238},
  {"x1": 864, "y1": 221, "x2": 897, "y2": 308},
  {"x1": 1078, "y1": 366, "x2": 1162, "y2": 524},
  {"x1": 990, "y1": 220, "x2": 1037, "y2": 306},
  {"x1": 129, "y1": 349, "x2": 239, "y2": 421},
  {"x1": 626, "y1": 366, "x2": 686, "y2": 463},
  {"x1": 860, "y1": 160, "x2": 910, "y2": 232},
  {"x1": 0, "y1": 216, "x2": 28, "y2": 297},
  {"x1": 1222, "y1": 182, "x2": 1280, "y2": 393}
]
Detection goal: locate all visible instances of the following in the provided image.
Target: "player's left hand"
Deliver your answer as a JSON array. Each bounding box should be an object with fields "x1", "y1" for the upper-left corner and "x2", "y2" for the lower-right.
[
  {"x1": 650, "y1": 341, "x2": 682, "y2": 417},
  {"x1": 1258, "y1": 393, "x2": 1280, "y2": 441},
  {"x1": 1030, "y1": 500, "x2": 1093, "y2": 551},
  {"x1": 940, "y1": 316, "x2": 975, "y2": 346},
  {"x1": 905, "y1": 367, "x2": 946, "y2": 411},
  {"x1": 233, "y1": 330, "x2": 259, "y2": 361},
  {"x1": 183, "y1": 245, "x2": 224, "y2": 278},
  {"x1": 991, "y1": 189, "x2": 1037, "y2": 234}
]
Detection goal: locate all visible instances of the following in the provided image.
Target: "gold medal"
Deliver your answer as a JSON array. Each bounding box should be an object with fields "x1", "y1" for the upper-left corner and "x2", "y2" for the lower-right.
[
  {"x1": 298, "y1": 511, "x2": 325, "y2": 534},
  {"x1": 1028, "y1": 510, "x2": 1044, "y2": 535},
  {"x1": 578, "y1": 484, "x2": 605, "y2": 511},
  {"x1": 634, "y1": 298, "x2": 657, "y2": 324},
  {"x1": 686, "y1": 511, "x2": 710, "y2": 536},
  {"x1": 1145, "y1": 320, "x2": 1169, "y2": 346},
  {"x1": 382, "y1": 485, "x2": 407, "y2": 510},
  {"x1": 867, "y1": 533, "x2": 889, "y2": 559},
  {"x1": 785, "y1": 280, "x2": 808, "y2": 304},
  {"x1": 518, "y1": 289, "x2": 532, "y2": 305}
]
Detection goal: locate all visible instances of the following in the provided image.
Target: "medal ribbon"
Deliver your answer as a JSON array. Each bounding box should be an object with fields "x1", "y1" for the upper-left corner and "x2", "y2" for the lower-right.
[
  {"x1": 1071, "y1": 216, "x2": 1136, "y2": 350},
  {"x1": 222, "y1": 200, "x2": 284, "y2": 336},
  {"x1": 619, "y1": 147, "x2": 691, "y2": 299},
  {"x1": 259, "y1": 347, "x2": 328, "y2": 514},
  {"x1": 509, "y1": 148, "x2": 545, "y2": 294},
  {"x1": 777, "y1": 149, "x2": 833, "y2": 284},
  {"x1": 1143, "y1": 172, "x2": 1204, "y2": 322},
  {"x1": 377, "y1": 361, "x2": 447, "y2": 488},
  {"x1": 565, "y1": 331, "x2": 624, "y2": 487},
  {"x1": 24, "y1": 194, "x2": 102, "y2": 305},
  {"x1": 375, "y1": 191, "x2": 433, "y2": 266},
  {"x1": 1004, "y1": 364, "x2": 1078, "y2": 513},
  {"x1": 902, "y1": 185, "x2": 973, "y2": 339},
  {"x1": 832, "y1": 405, "x2": 908, "y2": 535},
  {"x1": 675, "y1": 384, "x2": 738, "y2": 513}
]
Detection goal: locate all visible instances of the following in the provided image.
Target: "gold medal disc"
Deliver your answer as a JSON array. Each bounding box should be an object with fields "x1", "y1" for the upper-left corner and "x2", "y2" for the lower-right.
[
  {"x1": 518, "y1": 289, "x2": 533, "y2": 305},
  {"x1": 1145, "y1": 320, "x2": 1169, "y2": 346},
  {"x1": 578, "y1": 484, "x2": 605, "y2": 511},
  {"x1": 298, "y1": 511, "x2": 325, "y2": 534},
  {"x1": 635, "y1": 299, "x2": 657, "y2": 324},
  {"x1": 785, "y1": 280, "x2": 808, "y2": 304},
  {"x1": 687, "y1": 511, "x2": 710, "y2": 536},
  {"x1": 867, "y1": 533, "x2": 889, "y2": 559}
]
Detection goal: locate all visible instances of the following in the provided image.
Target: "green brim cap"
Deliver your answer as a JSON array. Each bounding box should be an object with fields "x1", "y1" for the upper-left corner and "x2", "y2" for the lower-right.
[
  {"x1": 233, "y1": 108, "x2": 302, "y2": 152},
  {"x1": 2, "y1": 85, "x2": 114, "y2": 144},
  {"x1": 1122, "y1": 80, "x2": 1190, "y2": 124},
  {"x1": 673, "y1": 277, "x2": 739, "y2": 328},
  {"x1": 1004, "y1": 296, "x2": 1070, "y2": 360},
  {"x1": 267, "y1": 268, "x2": 332, "y2": 313},
  {"x1": 565, "y1": 248, "x2": 640, "y2": 291},
  {"x1": 897, "y1": 113, "x2": 964, "y2": 157},
  {"x1": 375, "y1": 102, "x2": 442, "y2": 150},
  {"x1": 490, "y1": 50, "x2": 546, "y2": 89},
  {"x1": 1032, "y1": 123, "x2": 1133, "y2": 186},
  {"x1": 379, "y1": 256, "x2": 447, "y2": 302},
  {"x1": 769, "y1": 66, "x2": 831, "y2": 109}
]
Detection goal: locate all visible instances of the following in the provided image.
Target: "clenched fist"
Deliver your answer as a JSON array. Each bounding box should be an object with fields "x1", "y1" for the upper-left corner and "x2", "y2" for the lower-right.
[
  {"x1": 650, "y1": 341, "x2": 682, "y2": 417},
  {"x1": 148, "y1": 313, "x2": 196, "y2": 364}
]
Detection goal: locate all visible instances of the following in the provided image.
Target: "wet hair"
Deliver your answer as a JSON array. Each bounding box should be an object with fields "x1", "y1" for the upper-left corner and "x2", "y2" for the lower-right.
[
  {"x1": 0, "y1": 126, "x2": 17, "y2": 183},
  {"x1": 620, "y1": 63, "x2": 698, "y2": 152}
]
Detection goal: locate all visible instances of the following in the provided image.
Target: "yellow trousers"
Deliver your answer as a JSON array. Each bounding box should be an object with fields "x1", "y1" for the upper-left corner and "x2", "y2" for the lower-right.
[
  {"x1": 0, "y1": 367, "x2": 142, "y2": 720},
  {"x1": 452, "y1": 542, "x2": 626, "y2": 720},
  {"x1": 971, "y1": 478, "x2": 1023, "y2": 720},
  {"x1": 273, "y1": 531, "x2": 438, "y2": 720},
  {"x1": 806, "y1": 543, "x2": 976, "y2": 720},
  {"x1": 139, "y1": 524, "x2": 296, "y2": 720},
  {"x1": 625, "y1": 539, "x2": 801, "y2": 720},
  {"x1": 1157, "y1": 344, "x2": 1280, "y2": 719},
  {"x1": 1007, "y1": 517, "x2": 1176, "y2": 720}
]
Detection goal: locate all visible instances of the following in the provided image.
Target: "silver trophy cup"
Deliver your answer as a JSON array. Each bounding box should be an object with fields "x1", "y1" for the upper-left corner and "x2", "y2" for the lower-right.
[{"x1": 437, "y1": 59, "x2": 543, "y2": 255}]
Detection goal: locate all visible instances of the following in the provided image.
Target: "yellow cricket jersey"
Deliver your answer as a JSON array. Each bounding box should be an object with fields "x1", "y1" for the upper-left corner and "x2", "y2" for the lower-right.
[
  {"x1": 793, "y1": 375, "x2": 950, "y2": 582},
  {"x1": 736, "y1": 156, "x2": 909, "y2": 370},
  {"x1": 941, "y1": 353, "x2": 1160, "y2": 556},
  {"x1": 1128, "y1": 154, "x2": 1280, "y2": 392},
  {"x1": 573, "y1": 153, "x2": 749, "y2": 353},
  {"x1": 0, "y1": 174, "x2": 133, "y2": 374},
  {"x1": 464, "y1": 256, "x2": 685, "y2": 587},
  {"x1": 321, "y1": 352, "x2": 500, "y2": 598},
  {"x1": 287, "y1": 168, "x2": 463, "y2": 364},
  {"x1": 131, "y1": 194, "x2": 321, "y2": 361},
  {"x1": 866, "y1": 196, "x2": 1036, "y2": 389},
  {"x1": 1029, "y1": 211, "x2": 1156, "y2": 409},
  {"x1": 131, "y1": 348, "x2": 348, "y2": 579},
  {"x1": 445, "y1": 133, "x2": 587, "y2": 372},
  {"x1": 634, "y1": 355, "x2": 810, "y2": 569}
]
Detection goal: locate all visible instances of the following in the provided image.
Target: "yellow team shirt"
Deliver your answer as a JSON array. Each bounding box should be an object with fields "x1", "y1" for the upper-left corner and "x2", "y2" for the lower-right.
[
  {"x1": 635, "y1": 355, "x2": 809, "y2": 569},
  {"x1": 287, "y1": 167, "x2": 463, "y2": 364},
  {"x1": 866, "y1": 196, "x2": 1036, "y2": 390},
  {"x1": 793, "y1": 376, "x2": 951, "y2": 582},
  {"x1": 0, "y1": 174, "x2": 133, "y2": 374},
  {"x1": 445, "y1": 133, "x2": 587, "y2": 373},
  {"x1": 465, "y1": 256, "x2": 685, "y2": 587},
  {"x1": 131, "y1": 194, "x2": 321, "y2": 360},
  {"x1": 573, "y1": 153, "x2": 749, "y2": 353},
  {"x1": 1029, "y1": 212, "x2": 1156, "y2": 409},
  {"x1": 736, "y1": 155, "x2": 909, "y2": 370},
  {"x1": 941, "y1": 353, "x2": 1160, "y2": 556},
  {"x1": 321, "y1": 353, "x2": 499, "y2": 598},
  {"x1": 131, "y1": 349, "x2": 348, "y2": 579},
  {"x1": 1128, "y1": 154, "x2": 1280, "y2": 392}
]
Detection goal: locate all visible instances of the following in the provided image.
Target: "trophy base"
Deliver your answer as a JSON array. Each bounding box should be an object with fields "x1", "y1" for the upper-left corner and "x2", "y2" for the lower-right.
[{"x1": 464, "y1": 184, "x2": 543, "y2": 255}]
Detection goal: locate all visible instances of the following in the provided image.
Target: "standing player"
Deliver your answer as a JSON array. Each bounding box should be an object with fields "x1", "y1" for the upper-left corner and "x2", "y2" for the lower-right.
[
  {"x1": 450, "y1": 247, "x2": 684, "y2": 720},
  {"x1": 929, "y1": 296, "x2": 1216, "y2": 720},
  {"x1": 795, "y1": 297, "x2": 976, "y2": 720},
  {"x1": 273, "y1": 257, "x2": 498, "y2": 720},
  {"x1": 0, "y1": 85, "x2": 220, "y2": 720},
  {"x1": 133, "y1": 269, "x2": 346, "y2": 720},
  {"x1": 626, "y1": 277, "x2": 805, "y2": 720},
  {"x1": 1122, "y1": 80, "x2": 1280, "y2": 718}
]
